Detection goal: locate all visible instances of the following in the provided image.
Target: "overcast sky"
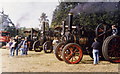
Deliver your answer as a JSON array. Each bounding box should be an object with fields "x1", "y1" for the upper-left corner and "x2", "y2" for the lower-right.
[
  {"x1": 0, "y1": 0, "x2": 59, "y2": 28},
  {"x1": 0, "y1": 0, "x2": 119, "y2": 28}
]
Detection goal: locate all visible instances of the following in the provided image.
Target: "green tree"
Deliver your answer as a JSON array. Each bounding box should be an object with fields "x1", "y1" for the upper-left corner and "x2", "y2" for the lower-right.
[
  {"x1": 51, "y1": 2, "x2": 120, "y2": 30},
  {"x1": 39, "y1": 12, "x2": 49, "y2": 31},
  {"x1": 51, "y1": 2, "x2": 80, "y2": 27}
]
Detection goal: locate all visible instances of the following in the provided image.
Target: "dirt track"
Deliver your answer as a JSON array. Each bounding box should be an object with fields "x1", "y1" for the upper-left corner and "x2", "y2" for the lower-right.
[{"x1": 0, "y1": 48, "x2": 119, "y2": 72}]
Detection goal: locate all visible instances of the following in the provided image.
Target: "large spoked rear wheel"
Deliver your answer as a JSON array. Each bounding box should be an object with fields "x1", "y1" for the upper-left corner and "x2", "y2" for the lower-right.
[
  {"x1": 95, "y1": 23, "x2": 111, "y2": 41},
  {"x1": 62, "y1": 43, "x2": 83, "y2": 64},
  {"x1": 54, "y1": 42, "x2": 65, "y2": 61},
  {"x1": 43, "y1": 41, "x2": 53, "y2": 53},
  {"x1": 102, "y1": 35, "x2": 120, "y2": 63},
  {"x1": 33, "y1": 40, "x2": 43, "y2": 52}
]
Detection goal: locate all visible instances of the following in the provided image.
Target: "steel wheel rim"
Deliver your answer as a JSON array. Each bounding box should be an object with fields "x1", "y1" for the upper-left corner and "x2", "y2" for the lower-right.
[
  {"x1": 35, "y1": 45, "x2": 42, "y2": 50},
  {"x1": 107, "y1": 36, "x2": 120, "y2": 62},
  {"x1": 33, "y1": 40, "x2": 43, "y2": 52},
  {"x1": 57, "y1": 44, "x2": 64, "y2": 60},
  {"x1": 44, "y1": 41, "x2": 53, "y2": 53}
]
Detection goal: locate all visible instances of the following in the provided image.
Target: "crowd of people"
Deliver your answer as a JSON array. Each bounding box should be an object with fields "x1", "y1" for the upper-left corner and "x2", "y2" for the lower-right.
[{"x1": 6, "y1": 35, "x2": 28, "y2": 57}]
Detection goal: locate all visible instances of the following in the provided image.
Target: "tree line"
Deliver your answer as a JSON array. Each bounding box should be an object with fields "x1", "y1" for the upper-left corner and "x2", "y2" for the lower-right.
[{"x1": 51, "y1": 2, "x2": 120, "y2": 30}]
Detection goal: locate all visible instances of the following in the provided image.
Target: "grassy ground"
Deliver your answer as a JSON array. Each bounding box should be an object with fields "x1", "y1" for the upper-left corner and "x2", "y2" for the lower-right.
[{"x1": 0, "y1": 48, "x2": 118, "y2": 72}]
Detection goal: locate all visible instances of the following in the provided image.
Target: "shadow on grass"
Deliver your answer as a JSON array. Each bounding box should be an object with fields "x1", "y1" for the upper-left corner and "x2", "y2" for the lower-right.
[
  {"x1": 80, "y1": 59, "x2": 93, "y2": 64},
  {"x1": 15, "y1": 53, "x2": 45, "y2": 58},
  {"x1": 80, "y1": 59, "x2": 116, "y2": 65}
]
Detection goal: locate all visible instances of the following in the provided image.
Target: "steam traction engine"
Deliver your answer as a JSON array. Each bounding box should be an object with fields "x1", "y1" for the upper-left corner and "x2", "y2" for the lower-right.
[
  {"x1": 24, "y1": 28, "x2": 39, "y2": 51},
  {"x1": 0, "y1": 31, "x2": 10, "y2": 47},
  {"x1": 95, "y1": 23, "x2": 120, "y2": 63},
  {"x1": 55, "y1": 13, "x2": 120, "y2": 64},
  {"x1": 55, "y1": 13, "x2": 95, "y2": 63},
  {"x1": 33, "y1": 21, "x2": 53, "y2": 53}
]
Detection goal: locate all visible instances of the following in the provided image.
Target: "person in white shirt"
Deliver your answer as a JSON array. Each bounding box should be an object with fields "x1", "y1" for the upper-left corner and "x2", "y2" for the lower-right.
[
  {"x1": 52, "y1": 37, "x2": 59, "y2": 51},
  {"x1": 112, "y1": 25, "x2": 118, "y2": 35},
  {"x1": 52, "y1": 37, "x2": 59, "y2": 45}
]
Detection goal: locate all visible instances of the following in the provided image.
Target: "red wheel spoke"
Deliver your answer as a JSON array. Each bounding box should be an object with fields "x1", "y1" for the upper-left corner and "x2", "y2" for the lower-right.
[
  {"x1": 108, "y1": 49, "x2": 114, "y2": 53},
  {"x1": 116, "y1": 40, "x2": 120, "y2": 47},
  {"x1": 98, "y1": 28, "x2": 104, "y2": 32},
  {"x1": 71, "y1": 57, "x2": 74, "y2": 62},
  {"x1": 73, "y1": 56, "x2": 77, "y2": 61},
  {"x1": 116, "y1": 52, "x2": 119, "y2": 57},
  {"x1": 112, "y1": 52, "x2": 116, "y2": 57},
  {"x1": 67, "y1": 54, "x2": 73, "y2": 60},
  {"x1": 115, "y1": 52, "x2": 119, "y2": 57},
  {"x1": 68, "y1": 47, "x2": 73, "y2": 52},
  {"x1": 108, "y1": 51, "x2": 115, "y2": 56},
  {"x1": 108, "y1": 45, "x2": 113, "y2": 49}
]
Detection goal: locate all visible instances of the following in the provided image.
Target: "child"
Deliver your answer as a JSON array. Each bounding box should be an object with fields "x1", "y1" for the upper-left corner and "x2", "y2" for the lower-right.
[{"x1": 91, "y1": 38, "x2": 101, "y2": 65}]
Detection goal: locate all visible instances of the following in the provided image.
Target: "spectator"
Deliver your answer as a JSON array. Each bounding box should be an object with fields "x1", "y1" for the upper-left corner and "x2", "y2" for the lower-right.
[
  {"x1": 14, "y1": 35, "x2": 19, "y2": 56},
  {"x1": 19, "y1": 37, "x2": 28, "y2": 55},
  {"x1": 10, "y1": 39, "x2": 16, "y2": 56},
  {"x1": 24, "y1": 37, "x2": 28, "y2": 55},
  {"x1": 112, "y1": 25, "x2": 118, "y2": 35},
  {"x1": 91, "y1": 38, "x2": 101, "y2": 65},
  {"x1": 52, "y1": 37, "x2": 59, "y2": 45},
  {"x1": 5, "y1": 38, "x2": 13, "y2": 49}
]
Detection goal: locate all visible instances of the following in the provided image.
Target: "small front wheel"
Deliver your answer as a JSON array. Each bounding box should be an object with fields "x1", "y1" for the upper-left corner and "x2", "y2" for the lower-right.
[
  {"x1": 54, "y1": 42, "x2": 65, "y2": 61},
  {"x1": 33, "y1": 40, "x2": 43, "y2": 52},
  {"x1": 43, "y1": 41, "x2": 53, "y2": 53},
  {"x1": 62, "y1": 43, "x2": 83, "y2": 64}
]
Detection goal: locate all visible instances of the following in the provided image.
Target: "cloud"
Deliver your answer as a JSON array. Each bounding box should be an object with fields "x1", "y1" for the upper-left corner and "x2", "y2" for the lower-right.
[{"x1": 0, "y1": 0, "x2": 59, "y2": 2}]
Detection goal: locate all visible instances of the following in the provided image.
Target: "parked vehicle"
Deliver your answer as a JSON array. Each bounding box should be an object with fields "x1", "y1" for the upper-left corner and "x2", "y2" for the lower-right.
[
  {"x1": 0, "y1": 31, "x2": 10, "y2": 47},
  {"x1": 55, "y1": 13, "x2": 120, "y2": 64},
  {"x1": 33, "y1": 21, "x2": 54, "y2": 53}
]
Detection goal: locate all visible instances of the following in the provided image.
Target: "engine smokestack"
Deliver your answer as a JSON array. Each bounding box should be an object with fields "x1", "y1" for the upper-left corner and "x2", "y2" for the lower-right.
[
  {"x1": 68, "y1": 13, "x2": 73, "y2": 33},
  {"x1": 31, "y1": 28, "x2": 33, "y2": 40},
  {"x1": 62, "y1": 20, "x2": 66, "y2": 35},
  {"x1": 42, "y1": 21, "x2": 45, "y2": 37}
]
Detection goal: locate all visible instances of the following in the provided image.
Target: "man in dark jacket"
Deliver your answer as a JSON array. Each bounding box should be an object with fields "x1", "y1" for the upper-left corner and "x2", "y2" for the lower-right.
[
  {"x1": 91, "y1": 38, "x2": 101, "y2": 65},
  {"x1": 14, "y1": 35, "x2": 19, "y2": 56}
]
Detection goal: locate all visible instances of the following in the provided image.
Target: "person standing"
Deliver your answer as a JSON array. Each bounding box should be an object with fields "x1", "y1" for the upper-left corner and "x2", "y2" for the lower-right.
[
  {"x1": 10, "y1": 39, "x2": 16, "y2": 56},
  {"x1": 5, "y1": 38, "x2": 13, "y2": 49},
  {"x1": 112, "y1": 25, "x2": 118, "y2": 35},
  {"x1": 91, "y1": 38, "x2": 101, "y2": 65},
  {"x1": 19, "y1": 37, "x2": 28, "y2": 55},
  {"x1": 52, "y1": 37, "x2": 59, "y2": 45},
  {"x1": 24, "y1": 37, "x2": 28, "y2": 55},
  {"x1": 14, "y1": 35, "x2": 19, "y2": 56}
]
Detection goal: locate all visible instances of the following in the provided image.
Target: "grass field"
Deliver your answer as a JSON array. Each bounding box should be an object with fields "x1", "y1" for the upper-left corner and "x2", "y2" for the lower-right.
[{"x1": 0, "y1": 48, "x2": 119, "y2": 72}]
